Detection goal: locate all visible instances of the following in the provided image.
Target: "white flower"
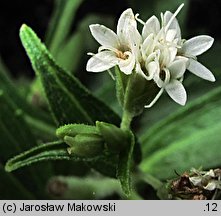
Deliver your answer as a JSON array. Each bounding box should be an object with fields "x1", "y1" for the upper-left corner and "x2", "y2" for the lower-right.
[
  {"x1": 137, "y1": 3, "x2": 215, "y2": 106},
  {"x1": 138, "y1": 4, "x2": 188, "y2": 106},
  {"x1": 86, "y1": 8, "x2": 141, "y2": 75},
  {"x1": 189, "y1": 169, "x2": 221, "y2": 191},
  {"x1": 179, "y1": 35, "x2": 215, "y2": 82}
]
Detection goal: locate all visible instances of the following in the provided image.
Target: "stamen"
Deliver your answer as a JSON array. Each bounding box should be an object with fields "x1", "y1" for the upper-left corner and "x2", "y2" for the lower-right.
[
  {"x1": 165, "y1": 3, "x2": 184, "y2": 32},
  {"x1": 145, "y1": 88, "x2": 164, "y2": 108},
  {"x1": 107, "y1": 69, "x2": 116, "y2": 80},
  {"x1": 116, "y1": 51, "x2": 129, "y2": 60},
  {"x1": 87, "y1": 52, "x2": 95, "y2": 56},
  {"x1": 163, "y1": 68, "x2": 171, "y2": 85},
  {"x1": 135, "y1": 14, "x2": 145, "y2": 25}
]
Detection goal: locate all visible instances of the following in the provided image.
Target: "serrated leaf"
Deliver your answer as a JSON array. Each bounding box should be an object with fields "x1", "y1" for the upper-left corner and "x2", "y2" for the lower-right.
[
  {"x1": 20, "y1": 24, "x2": 120, "y2": 126},
  {"x1": 117, "y1": 131, "x2": 135, "y2": 196},
  {"x1": 140, "y1": 86, "x2": 221, "y2": 179}
]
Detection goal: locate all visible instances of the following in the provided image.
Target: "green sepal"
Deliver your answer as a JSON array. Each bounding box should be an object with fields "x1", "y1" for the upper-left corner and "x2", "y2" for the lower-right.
[
  {"x1": 96, "y1": 121, "x2": 128, "y2": 153},
  {"x1": 64, "y1": 134, "x2": 104, "y2": 157},
  {"x1": 116, "y1": 66, "x2": 160, "y2": 117},
  {"x1": 56, "y1": 123, "x2": 99, "y2": 139},
  {"x1": 115, "y1": 66, "x2": 129, "y2": 107},
  {"x1": 124, "y1": 72, "x2": 159, "y2": 117}
]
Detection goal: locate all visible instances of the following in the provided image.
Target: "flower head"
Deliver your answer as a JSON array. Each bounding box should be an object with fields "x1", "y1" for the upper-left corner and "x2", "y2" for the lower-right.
[
  {"x1": 86, "y1": 4, "x2": 215, "y2": 108},
  {"x1": 135, "y1": 3, "x2": 215, "y2": 106},
  {"x1": 86, "y1": 9, "x2": 141, "y2": 75}
]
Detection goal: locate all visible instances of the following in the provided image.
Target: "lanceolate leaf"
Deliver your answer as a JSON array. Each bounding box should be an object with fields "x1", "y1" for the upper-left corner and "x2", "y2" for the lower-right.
[
  {"x1": 140, "y1": 86, "x2": 221, "y2": 179},
  {"x1": 20, "y1": 24, "x2": 120, "y2": 126},
  {"x1": 5, "y1": 140, "x2": 113, "y2": 174}
]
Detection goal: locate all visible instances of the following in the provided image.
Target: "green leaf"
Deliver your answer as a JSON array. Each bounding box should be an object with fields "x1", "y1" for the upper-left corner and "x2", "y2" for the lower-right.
[
  {"x1": 117, "y1": 131, "x2": 135, "y2": 196},
  {"x1": 140, "y1": 86, "x2": 221, "y2": 179},
  {"x1": 0, "y1": 91, "x2": 37, "y2": 161},
  {"x1": 5, "y1": 140, "x2": 116, "y2": 179},
  {"x1": 0, "y1": 57, "x2": 54, "y2": 126},
  {"x1": 0, "y1": 90, "x2": 53, "y2": 197},
  {"x1": 5, "y1": 141, "x2": 88, "y2": 172},
  {"x1": 20, "y1": 24, "x2": 120, "y2": 126},
  {"x1": 45, "y1": 0, "x2": 83, "y2": 55},
  {"x1": 56, "y1": 31, "x2": 84, "y2": 72}
]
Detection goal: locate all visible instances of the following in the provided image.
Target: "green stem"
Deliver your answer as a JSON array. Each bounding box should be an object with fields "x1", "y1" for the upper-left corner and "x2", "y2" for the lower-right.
[{"x1": 120, "y1": 110, "x2": 133, "y2": 131}]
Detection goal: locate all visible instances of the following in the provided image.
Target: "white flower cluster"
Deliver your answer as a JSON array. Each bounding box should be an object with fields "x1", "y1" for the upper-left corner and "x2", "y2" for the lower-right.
[
  {"x1": 189, "y1": 168, "x2": 221, "y2": 191},
  {"x1": 86, "y1": 4, "x2": 215, "y2": 106}
]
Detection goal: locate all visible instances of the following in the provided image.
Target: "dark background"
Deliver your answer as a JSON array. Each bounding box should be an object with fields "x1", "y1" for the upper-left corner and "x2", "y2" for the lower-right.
[{"x1": 0, "y1": 0, "x2": 220, "y2": 78}]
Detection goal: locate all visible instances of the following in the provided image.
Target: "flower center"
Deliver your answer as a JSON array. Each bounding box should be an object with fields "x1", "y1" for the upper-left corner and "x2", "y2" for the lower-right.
[{"x1": 116, "y1": 51, "x2": 129, "y2": 60}]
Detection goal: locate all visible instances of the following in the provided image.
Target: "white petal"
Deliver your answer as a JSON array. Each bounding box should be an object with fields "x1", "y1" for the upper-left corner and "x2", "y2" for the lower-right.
[
  {"x1": 189, "y1": 176, "x2": 203, "y2": 186},
  {"x1": 128, "y1": 27, "x2": 142, "y2": 59},
  {"x1": 118, "y1": 52, "x2": 135, "y2": 75},
  {"x1": 117, "y1": 8, "x2": 136, "y2": 43},
  {"x1": 182, "y1": 35, "x2": 214, "y2": 56},
  {"x1": 89, "y1": 24, "x2": 119, "y2": 48},
  {"x1": 205, "y1": 170, "x2": 215, "y2": 177},
  {"x1": 141, "y1": 34, "x2": 154, "y2": 57},
  {"x1": 168, "y1": 57, "x2": 188, "y2": 79},
  {"x1": 146, "y1": 61, "x2": 159, "y2": 80},
  {"x1": 169, "y1": 46, "x2": 178, "y2": 63},
  {"x1": 203, "y1": 181, "x2": 217, "y2": 191},
  {"x1": 142, "y1": 15, "x2": 160, "y2": 39},
  {"x1": 163, "y1": 11, "x2": 181, "y2": 39},
  {"x1": 187, "y1": 59, "x2": 215, "y2": 82},
  {"x1": 166, "y1": 29, "x2": 177, "y2": 42},
  {"x1": 86, "y1": 51, "x2": 119, "y2": 72},
  {"x1": 165, "y1": 80, "x2": 187, "y2": 105}
]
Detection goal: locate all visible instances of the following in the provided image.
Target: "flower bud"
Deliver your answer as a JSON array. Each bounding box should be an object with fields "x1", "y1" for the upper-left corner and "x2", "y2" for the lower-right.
[
  {"x1": 64, "y1": 134, "x2": 104, "y2": 157},
  {"x1": 56, "y1": 124, "x2": 99, "y2": 140},
  {"x1": 96, "y1": 121, "x2": 129, "y2": 153}
]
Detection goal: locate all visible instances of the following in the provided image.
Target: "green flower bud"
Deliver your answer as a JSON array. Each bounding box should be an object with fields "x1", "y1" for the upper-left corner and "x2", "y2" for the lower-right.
[
  {"x1": 96, "y1": 121, "x2": 129, "y2": 153},
  {"x1": 64, "y1": 134, "x2": 104, "y2": 157},
  {"x1": 56, "y1": 124, "x2": 99, "y2": 140}
]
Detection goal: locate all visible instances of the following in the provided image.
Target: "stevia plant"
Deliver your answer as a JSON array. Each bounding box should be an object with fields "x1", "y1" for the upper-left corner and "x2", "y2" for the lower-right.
[{"x1": 1, "y1": 1, "x2": 221, "y2": 199}]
